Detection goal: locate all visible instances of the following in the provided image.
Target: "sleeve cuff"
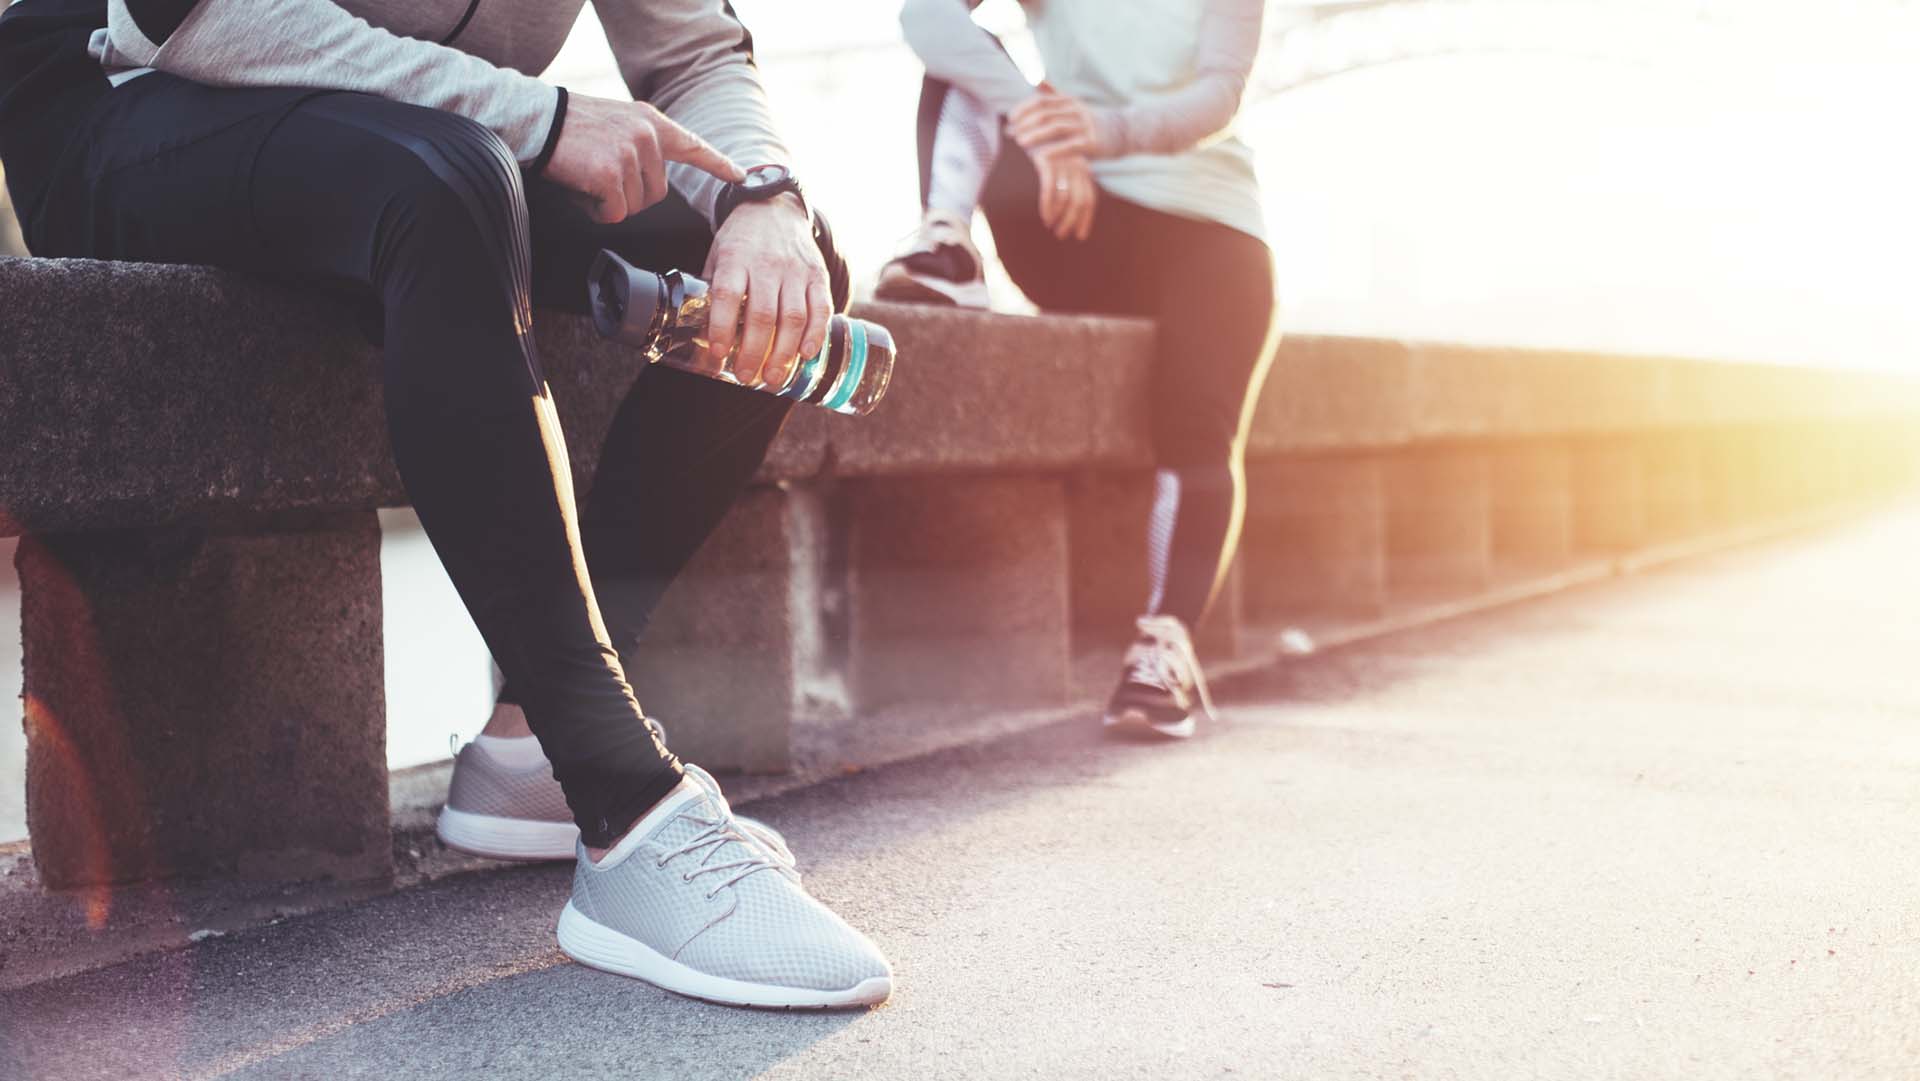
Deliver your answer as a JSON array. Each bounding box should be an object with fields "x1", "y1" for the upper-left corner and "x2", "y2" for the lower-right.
[
  {"x1": 527, "y1": 86, "x2": 568, "y2": 174},
  {"x1": 1090, "y1": 106, "x2": 1129, "y2": 159}
]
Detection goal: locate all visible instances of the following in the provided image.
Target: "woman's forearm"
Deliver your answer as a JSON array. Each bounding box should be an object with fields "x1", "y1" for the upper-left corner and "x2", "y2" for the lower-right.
[
  {"x1": 1090, "y1": 0, "x2": 1264, "y2": 158},
  {"x1": 898, "y1": 0, "x2": 1033, "y2": 115}
]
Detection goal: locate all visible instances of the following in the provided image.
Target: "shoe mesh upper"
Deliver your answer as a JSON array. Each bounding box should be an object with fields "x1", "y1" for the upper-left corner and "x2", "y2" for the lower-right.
[
  {"x1": 571, "y1": 788, "x2": 888, "y2": 992},
  {"x1": 1107, "y1": 615, "x2": 1212, "y2": 724},
  {"x1": 446, "y1": 743, "x2": 573, "y2": 822},
  {"x1": 671, "y1": 871, "x2": 888, "y2": 991}
]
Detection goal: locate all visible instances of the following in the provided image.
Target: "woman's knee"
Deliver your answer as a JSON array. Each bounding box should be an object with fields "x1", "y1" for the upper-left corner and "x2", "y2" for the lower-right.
[{"x1": 1150, "y1": 324, "x2": 1274, "y2": 468}]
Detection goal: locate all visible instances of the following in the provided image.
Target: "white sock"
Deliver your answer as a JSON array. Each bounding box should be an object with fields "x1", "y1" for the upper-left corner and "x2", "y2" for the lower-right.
[
  {"x1": 475, "y1": 733, "x2": 547, "y2": 769},
  {"x1": 927, "y1": 87, "x2": 1002, "y2": 222}
]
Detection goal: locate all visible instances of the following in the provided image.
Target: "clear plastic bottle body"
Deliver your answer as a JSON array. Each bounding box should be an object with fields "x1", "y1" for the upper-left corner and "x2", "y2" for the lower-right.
[{"x1": 589, "y1": 250, "x2": 895, "y2": 417}]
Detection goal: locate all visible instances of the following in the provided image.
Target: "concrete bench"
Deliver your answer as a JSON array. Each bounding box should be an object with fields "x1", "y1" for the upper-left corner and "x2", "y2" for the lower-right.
[{"x1": 4, "y1": 254, "x2": 1917, "y2": 890}]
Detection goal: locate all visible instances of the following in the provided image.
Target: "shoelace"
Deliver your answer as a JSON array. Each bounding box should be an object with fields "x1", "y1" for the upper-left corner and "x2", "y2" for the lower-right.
[
  {"x1": 1123, "y1": 618, "x2": 1217, "y2": 717},
  {"x1": 448, "y1": 719, "x2": 800, "y2": 875},
  {"x1": 1123, "y1": 641, "x2": 1185, "y2": 692},
  {"x1": 654, "y1": 764, "x2": 800, "y2": 898},
  {"x1": 643, "y1": 717, "x2": 796, "y2": 871}
]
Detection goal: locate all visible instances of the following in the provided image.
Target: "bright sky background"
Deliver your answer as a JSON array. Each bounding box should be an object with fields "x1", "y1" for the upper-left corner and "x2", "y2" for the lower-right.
[{"x1": 546, "y1": 0, "x2": 1920, "y2": 373}]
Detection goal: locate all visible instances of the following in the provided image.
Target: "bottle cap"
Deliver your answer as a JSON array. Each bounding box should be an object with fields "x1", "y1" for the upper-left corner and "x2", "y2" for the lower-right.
[{"x1": 589, "y1": 249, "x2": 665, "y2": 348}]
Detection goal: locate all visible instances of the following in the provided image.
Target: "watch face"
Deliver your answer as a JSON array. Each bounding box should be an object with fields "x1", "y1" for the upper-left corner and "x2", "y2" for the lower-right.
[{"x1": 740, "y1": 163, "x2": 790, "y2": 193}]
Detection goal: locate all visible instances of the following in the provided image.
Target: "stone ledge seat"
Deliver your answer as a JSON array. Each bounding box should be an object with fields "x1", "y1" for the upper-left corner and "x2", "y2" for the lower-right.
[
  {"x1": 2, "y1": 254, "x2": 1916, "y2": 890},
  {"x1": 6, "y1": 257, "x2": 1909, "y2": 536}
]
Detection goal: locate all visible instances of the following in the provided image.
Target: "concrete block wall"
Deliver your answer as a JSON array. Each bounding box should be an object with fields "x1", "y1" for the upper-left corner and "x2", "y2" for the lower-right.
[
  {"x1": 1572, "y1": 439, "x2": 1647, "y2": 553},
  {"x1": 1387, "y1": 449, "x2": 1493, "y2": 593},
  {"x1": 619, "y1": 488, "x2": 814, "y2": 774},
  {"x1": 1240, "y1": 457, "x2": 1389, "y2": 619},
  {"x1": 17, "y1": 514, "x2": 390, "y2": 887},
  {"x1": 844, "y1": 475, "x2": 1072, "y2": 711},
  {"x1": 642, "y1": 415, "x2": 1919, "y2": 812},
  {"x1": 1489, "y1": 444, "x2": 1575, "y2": 569},
  {"x1": 5, "y1": 257, "x2": 1919, "y2": 889}
]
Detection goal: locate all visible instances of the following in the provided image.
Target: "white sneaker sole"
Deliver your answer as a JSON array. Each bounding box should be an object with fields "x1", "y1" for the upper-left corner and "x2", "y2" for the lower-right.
[
  {"x1": 556, "y1": 902, "x2": 892, "y2": 1009},
  {"x1": 873, "y1": 264, "x2": 990, "y2": 309},
  {"x1": 1102, "y1": 708, "x2": 1197, "y2": 740},
  {"x1": 436, "y1": 805, "x2": 578, "y2": 861}
]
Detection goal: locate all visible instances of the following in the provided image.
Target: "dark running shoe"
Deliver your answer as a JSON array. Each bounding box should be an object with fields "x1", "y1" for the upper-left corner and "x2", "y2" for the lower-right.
[
  {"x1": 1102, "y1": 614, "x2": 1215, "y2": 740},
  {"x1": 873, "y1": 210, "x2": 990, "y2": 308}
]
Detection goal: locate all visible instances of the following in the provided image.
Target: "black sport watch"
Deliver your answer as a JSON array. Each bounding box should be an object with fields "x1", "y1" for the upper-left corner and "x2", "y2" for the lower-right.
[{"x1": 713, "y1": 163, "x2": 807, "y2": 228}]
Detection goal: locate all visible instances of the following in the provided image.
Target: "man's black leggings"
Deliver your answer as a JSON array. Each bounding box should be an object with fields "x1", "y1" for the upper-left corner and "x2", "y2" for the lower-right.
[{"x1": 20, "y1": 75, "x2": 843, "y2": 847}]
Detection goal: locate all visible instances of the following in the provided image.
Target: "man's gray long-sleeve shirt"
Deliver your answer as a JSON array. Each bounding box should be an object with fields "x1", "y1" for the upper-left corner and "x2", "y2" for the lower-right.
[{"x1": 88, "y1": 0, "x2": 788, "y2": 224}]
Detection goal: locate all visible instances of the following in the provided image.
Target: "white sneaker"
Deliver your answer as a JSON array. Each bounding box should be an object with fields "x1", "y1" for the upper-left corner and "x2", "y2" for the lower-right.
[
  {"x1": 557, "y1": 766, "x2": 893, "y2": 1009},
  {"x1": 437, "y1": 720, "x2": 794, "y2": 867},
  {"x1": 436, "y1": 736, "x2": 579, "y2": 861},
  {"x1": 1101, "y1": 614, "x2": 1215, "y2": 740},
  {"x1": 873, "y1": 210, "x2": 990, "y2": 308}
]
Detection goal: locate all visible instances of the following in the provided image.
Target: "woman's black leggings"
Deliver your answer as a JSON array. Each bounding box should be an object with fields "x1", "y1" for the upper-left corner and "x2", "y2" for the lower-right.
[
  {"x1": 917, "y1": 76, "x2": 1280, "y2": 628},
  {"x1": 23, "y1": 76, "x2": 843, "y2": 847}
]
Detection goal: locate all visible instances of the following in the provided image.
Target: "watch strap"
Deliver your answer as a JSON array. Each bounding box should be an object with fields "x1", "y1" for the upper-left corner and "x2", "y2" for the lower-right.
[{"x1": 715, "y1": 169, "x2": 806, "y2": 228}]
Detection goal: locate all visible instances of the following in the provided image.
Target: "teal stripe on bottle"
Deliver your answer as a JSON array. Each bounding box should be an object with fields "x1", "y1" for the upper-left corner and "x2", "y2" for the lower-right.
[
  {"x1": 780, "y1": 341, "x2": 827, "y2": 402},
  {"x1": 824, "y1": 319, "x2": 868, "y2": 413}
]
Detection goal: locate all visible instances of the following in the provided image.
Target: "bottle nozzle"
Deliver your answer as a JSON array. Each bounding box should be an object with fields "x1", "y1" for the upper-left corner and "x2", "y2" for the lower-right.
[{"x1": 588, "y1": 249, "x2": 666, "y2": 349}]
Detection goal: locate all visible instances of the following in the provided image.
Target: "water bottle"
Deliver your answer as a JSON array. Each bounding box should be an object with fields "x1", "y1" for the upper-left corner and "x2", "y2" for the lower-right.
[{"x1": 588, "y1": 249, "x2": 896, "y2": 416}]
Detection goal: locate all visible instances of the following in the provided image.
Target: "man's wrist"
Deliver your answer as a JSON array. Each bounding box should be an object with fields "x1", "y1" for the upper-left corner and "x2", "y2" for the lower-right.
[
  {"x1": 718, "y1": 191, "x2": 808, "y2": 228},
  {"x1": 714, "y1": 163, "x2": 807, "y2": 229},
  {"x1": 528, "y1": 86, "x2": 569, "y2": 174}
]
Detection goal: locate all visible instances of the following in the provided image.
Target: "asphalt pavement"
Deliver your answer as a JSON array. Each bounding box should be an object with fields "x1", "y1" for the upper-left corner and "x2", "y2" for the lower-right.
[{"x1": 4, "y1": 507, "x2": 1918, "y2": 1080}]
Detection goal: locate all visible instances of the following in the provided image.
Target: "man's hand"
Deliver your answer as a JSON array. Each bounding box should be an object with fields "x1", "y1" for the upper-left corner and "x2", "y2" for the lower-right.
[
  {"x1": 1033, "y1": 149, "x2": 1097, "y2": 242},
  {"x1": 546, "y1": 93, "x2": 743, "y2": 224},
  {"x1": 699, "y1": 195, "x2": 831, "y2": 391},
  {"x1": 1009, "y1": 86, "x2": 1101, "y2": 160}
]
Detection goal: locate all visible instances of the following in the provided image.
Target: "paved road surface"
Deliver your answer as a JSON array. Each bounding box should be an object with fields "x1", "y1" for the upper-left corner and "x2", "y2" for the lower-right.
[{"x1": 5, "y1": 508, "x2": 1918, "y2": 1080}]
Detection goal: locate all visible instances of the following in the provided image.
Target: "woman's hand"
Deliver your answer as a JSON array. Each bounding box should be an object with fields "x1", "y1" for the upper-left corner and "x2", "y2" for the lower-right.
[
  {"x1": 698, "y1": 195, "x2": 832, "y2": 391},
  {"x1": 1033, "y1": 148, "x2": 1098, "y2": 242},
  {"x1": 1009, "y1": 86, "x2": 1102, "y2": 160}
]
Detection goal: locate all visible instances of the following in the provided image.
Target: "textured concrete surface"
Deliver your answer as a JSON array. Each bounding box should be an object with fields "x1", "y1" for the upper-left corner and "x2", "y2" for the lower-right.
[
  {"x1": 623, "y1": 488, "x2": 807, "y2": 773},
  {"x1": 1387, "y1": 449, "x2": 1493, "y2": 592},
  {"x1": 1065, "y1": 470, "x2": 1158, "y2": 635},
  {"x1": 1643, "y1": 435, "x2": 1708, "y2": 542},
  {"x1": 6, "y1": 256, "x2": 1914, "y2": 539},
  {"x1": 1241, "y1": 457, "x2": 1389, "y2": 619},
  {"x1": 1700, "y1": 431, "x2": 1764, "y2": 527},
  {"x1": 0, "y1": 259, "x2": 1160, "y2": 537},
  {"x1": 16, "y1": 515, "x2": 390, "y2": 888},
  {"x1": 846, "y1": 475, "x2": 1071, "y2": 710},
  {"x1": 821, "y1": 303, "x2": 1158, "y2": 476},
  {"x1": 5, "y1": 505, "x2": 1917, "y2": 1080},
  {"x1": 1491, "y1": 443, "x2": 1576, "y2": 569},
  {"x1": 1573, "y1": 439, "x2": 1649, "y2": 553}
]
